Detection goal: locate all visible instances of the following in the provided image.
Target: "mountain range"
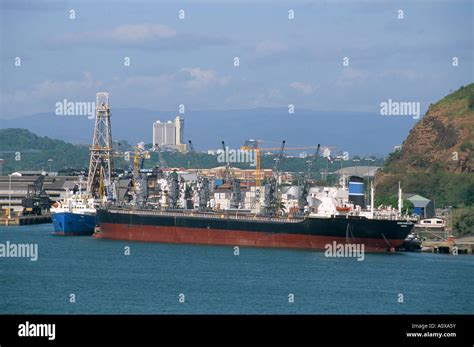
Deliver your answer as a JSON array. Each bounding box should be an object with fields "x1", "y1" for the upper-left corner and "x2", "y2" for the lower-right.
[{"x1": 1, "y1": 108, "x2": 417, "y2": 156}]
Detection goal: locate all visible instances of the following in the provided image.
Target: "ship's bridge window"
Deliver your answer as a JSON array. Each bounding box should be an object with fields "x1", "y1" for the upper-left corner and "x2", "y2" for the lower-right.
[
  {"x1": 424, "y1": 220, "x2": 431, "y2": 224},
  {"x1": 436, "y1": 221, "x2": 443, "y2": 224}
]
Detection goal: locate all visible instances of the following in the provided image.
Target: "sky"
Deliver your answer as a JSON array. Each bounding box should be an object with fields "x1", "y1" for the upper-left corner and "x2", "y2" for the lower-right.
[{"x1": 0, "y1": 0, "x2": 472, "y2": 119}]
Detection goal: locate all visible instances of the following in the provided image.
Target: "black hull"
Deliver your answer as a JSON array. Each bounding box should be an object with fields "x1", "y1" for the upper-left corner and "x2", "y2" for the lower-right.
[{"x1": 96, "y1": 208, "x2": 414, "y2": 251}]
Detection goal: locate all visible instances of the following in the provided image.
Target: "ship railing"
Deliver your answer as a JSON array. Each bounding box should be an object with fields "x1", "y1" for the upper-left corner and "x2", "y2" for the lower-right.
[
  {"x1": 107, "y1": 208, "x2": 302, "y2": 223},
  {"x1": 370, "y1": 213, "x2": 416, "y2": 222}
]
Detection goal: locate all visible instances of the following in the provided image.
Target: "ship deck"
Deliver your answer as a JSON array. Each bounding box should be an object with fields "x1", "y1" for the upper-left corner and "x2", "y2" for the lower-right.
[
  {"x1": 102, "y1": 208, "x2": 415, "y2": 224},
  {"x1": 104, "y1": 208, "x2": 304, "y2": 224}
]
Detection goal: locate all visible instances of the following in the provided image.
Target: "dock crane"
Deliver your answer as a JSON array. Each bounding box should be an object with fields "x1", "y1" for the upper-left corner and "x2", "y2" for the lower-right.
[
  {"x1": 273, "y1": 140, "x2": 286, "y2": 174},
  {"x1": 155, "y1": 145, "x2": 168, "y2": 169},
  {"x1": 188, "y1": 140, "x2": 195, "y2": 153},
  {"x1": 188, "y1": 140, "x2": 198, "y2": 171},
  {"x1": 264, "y1": 140, "x2": 286, "y2": 216},
  {"x1": 221, "y1": 140, "x2": 241, "y2": 209},
  {"x1": 188, "y1": 140, "x2": 210, "y2": 211},
  {"x1": 299, "y1": 144, "x2": 320, "y2": 213},
  {"x1": 241, "y1": 142, "x2": 319, "y2": 190},
  {"x1": 21, "y1": 175, "x2": 50, "y2": 215},
  {"x1": 305, "y1": 144, "x2": 320, "y2": 181},
  {"x1": 221, "y1": 140, "x2": 232, "y2": 183}
]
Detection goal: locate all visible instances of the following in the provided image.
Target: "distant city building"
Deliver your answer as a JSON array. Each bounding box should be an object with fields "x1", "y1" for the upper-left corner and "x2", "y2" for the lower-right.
[{"x1": 152, "y1": 116, "x2": 187, "y2": 152}]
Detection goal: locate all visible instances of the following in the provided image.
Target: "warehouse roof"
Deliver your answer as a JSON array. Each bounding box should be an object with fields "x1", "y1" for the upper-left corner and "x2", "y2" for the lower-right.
[{"x1": 403, "y1": 194, "x2": 432, "y2": 207}]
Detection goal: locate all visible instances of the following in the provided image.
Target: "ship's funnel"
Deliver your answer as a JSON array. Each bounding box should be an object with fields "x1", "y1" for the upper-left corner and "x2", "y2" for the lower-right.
[{"x1": 348, "y1": 176, "x2": 366, "y2": 209}]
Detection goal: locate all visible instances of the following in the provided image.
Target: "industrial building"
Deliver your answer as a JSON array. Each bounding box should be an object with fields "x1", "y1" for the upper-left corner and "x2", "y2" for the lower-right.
[
  {"x1": 334, "y1": 166, "x2": 380, "y2": 178},
  {"x1": 0, "y1": 174, "x2": 76, "y2": 215},
  {"x1": 403, "y1": 193, "x2": 435, "y2": 218}
]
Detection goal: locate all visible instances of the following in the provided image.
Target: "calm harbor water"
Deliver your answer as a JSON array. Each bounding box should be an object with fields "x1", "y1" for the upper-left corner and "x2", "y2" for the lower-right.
[{"x1": 1, "y1": 224, "x2": 473, "y2": 314}]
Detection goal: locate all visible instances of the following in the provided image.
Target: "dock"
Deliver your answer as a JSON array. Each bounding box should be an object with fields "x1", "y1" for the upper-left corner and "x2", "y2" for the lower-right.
[
  {"x1": 422, "y1": 237, "x2": 473, "y2": 255},
  {"x1": 0, "y1": 213, "x2": 51, "y2": 226}
]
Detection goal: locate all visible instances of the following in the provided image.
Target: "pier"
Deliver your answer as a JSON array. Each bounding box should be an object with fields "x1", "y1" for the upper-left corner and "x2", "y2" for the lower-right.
[
  {"x1": 422, "y1": 237, "x2": 473, "y2": 255},
  {"x1": 0, "y1": 213, "x2": 51, "y2": 226}
]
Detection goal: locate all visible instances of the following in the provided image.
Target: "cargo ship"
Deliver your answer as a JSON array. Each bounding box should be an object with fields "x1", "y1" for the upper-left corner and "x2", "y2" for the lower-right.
[
  {"x1": 94, "y1": 175, "x2": 415, "y2": 252},
  {"x1": 95, "y1": 207, "x2": 413, "y2": 252},
  {"x1": 86, "y1": 111, "x2": 414, "y2": 251}
]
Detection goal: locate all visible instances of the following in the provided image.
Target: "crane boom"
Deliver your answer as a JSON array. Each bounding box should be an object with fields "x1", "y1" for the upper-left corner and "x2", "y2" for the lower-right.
[
  {"x1": 273, "y1": 140, "x2": 286, "y2": 173},
  {"x1": 155, "y1": 145, "x2": 167, "y2": 168},
  {"x1": 221, "y1": 140, "x2": 232, "y2": 182},
  {"x1": 221, "y1": 140, "x2": 226, "y2": 154},
  {"x1": 188, "y1": 140, "x2": 195, "y2": 153},
  {"x1": 306, "y1": 143, "x2": 320, "y2": 180},
  {"x1": 188, "y1": 140, "x2": 199, "y2": 173}
]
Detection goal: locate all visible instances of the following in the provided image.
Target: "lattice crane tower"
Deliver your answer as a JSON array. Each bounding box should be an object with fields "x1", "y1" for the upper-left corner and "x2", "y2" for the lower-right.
[{"x1": 87, "y1": 92, "x2": 113, "y2": 198}]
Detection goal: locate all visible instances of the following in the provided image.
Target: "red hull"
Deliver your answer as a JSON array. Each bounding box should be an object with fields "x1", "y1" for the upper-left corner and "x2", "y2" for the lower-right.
[{"x1": 95, "y1": 223, "x2": 403, "y2": 252}]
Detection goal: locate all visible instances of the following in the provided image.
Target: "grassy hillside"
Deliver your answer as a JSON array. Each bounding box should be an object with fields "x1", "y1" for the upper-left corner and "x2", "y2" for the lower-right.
[
  {"x1": 0, "y1": 128, "x2": 90, "y2": 173},
  {"x1": 376, "y1": 84, "x2": 474, "y2": 236}
]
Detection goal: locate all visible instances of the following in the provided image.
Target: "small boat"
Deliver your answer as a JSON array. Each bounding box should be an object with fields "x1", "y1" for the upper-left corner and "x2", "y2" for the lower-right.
[
  {"x1": 51, "y1": 193, "x2": 97, "y2": 235},
  {"x1": 396, "y1": 232, "x2": 422, "y2": 252},
  {"x1": 50, "y1": 177, "x2": 97, "y2": 236}
]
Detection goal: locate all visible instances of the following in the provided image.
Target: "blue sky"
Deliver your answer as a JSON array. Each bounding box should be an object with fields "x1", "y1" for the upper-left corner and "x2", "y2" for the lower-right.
[{"x1": 1, "y1": 0, "x2": 472, "y2": 119}]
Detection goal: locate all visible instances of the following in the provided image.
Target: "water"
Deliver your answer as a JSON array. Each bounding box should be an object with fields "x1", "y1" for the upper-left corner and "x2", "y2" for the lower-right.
[{"x1": 1, "y1": 224, "x2": 473, "y2": 314}]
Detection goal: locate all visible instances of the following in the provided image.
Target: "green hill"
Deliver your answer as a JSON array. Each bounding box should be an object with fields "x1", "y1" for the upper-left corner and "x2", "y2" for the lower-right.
[
  {"x1": 0, "y1": 128, "x2": 90, "y2": 173},
  {"x1": 376, "y1": 84, "x2": 474, "y2": 235}
]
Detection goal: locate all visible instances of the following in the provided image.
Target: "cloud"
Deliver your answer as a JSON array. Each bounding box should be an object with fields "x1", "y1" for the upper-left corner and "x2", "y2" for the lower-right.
[
  {"x1": 252, "y1": 88, "x2": 285, "y2": 107},
  {"x1": 119, "y1": 74, "x2": 176, "y2": 97},
  {"x1": 379, "y1": 69, "x2": 421, "y2": 81},
  {"x1": 47, "y1": 23, "x2": 231, "y2": 50},
  {"x1": 289, "y1": 82, "x2": 317, "y2": 94},
  {"x1": 255, "y1": 40, "x2": 288, "y2": 56},
  {"x1": 102, "y1": 24, "x2": 176, "y2": 42},
  {"x1": 1, "y1": 0, "x2": 65, "y2": 12},
  {"x1": 1, "y1": 68, "x2": 232, "y2": 117},
  {"x1": 120, "y1": 67, "x2": 230, "y2": 91},
  {"x1": 31, "y1": 72, "x2": 101, "y2": 98},
  {"x1": 1, "y1": 72, "x2": 102, "y2": 117},
  {"x1": 335, "y1": 68, "x2": 367, "y2": 87},
  {"x1": 180, "y1": 67, "x2": 230, "y2": 90}
]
